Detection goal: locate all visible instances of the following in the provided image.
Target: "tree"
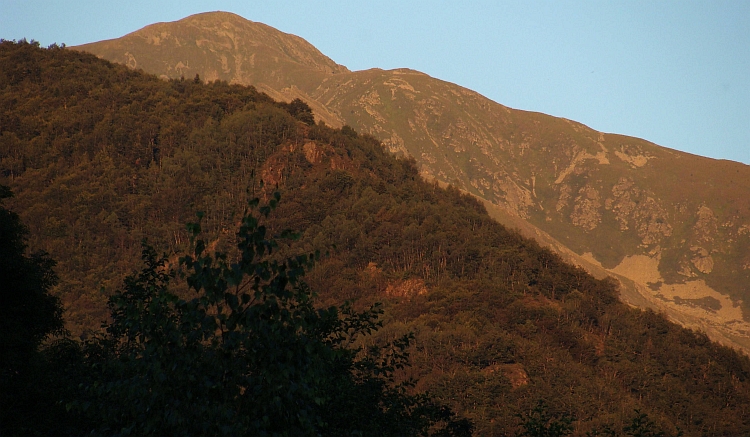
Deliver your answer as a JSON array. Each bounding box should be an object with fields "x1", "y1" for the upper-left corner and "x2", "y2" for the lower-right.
[
  {"x1": 516, "y1": 401, "x2": 573, "y2": 437},
  {"x1": 283, "y1": 98, "x2": 316, "y2": 125},
  {"x1": 585, "y1": 411, "x2": 683, "y2": 437},
  {"x1": 0, "y1": 184, "x2": 64, "y2": 435},
  {"x1": 623, "y1": 411, "x2": 682, "y2": 437},
  {"x1": 71, "y1": 193, "x2": 471, "y2": 436}
]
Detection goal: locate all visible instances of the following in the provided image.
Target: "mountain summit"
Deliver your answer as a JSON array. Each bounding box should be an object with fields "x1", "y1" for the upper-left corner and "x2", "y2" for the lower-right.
[
  {"x1": 75, "y1": 11, "x2": 750, "y2": 353},
  {"x1": 76, "y1": 11, "x2": 347, "y2": 125}
]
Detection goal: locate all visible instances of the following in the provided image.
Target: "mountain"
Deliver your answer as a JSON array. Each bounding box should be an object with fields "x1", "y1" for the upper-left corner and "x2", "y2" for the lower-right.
[
  {"x1": 4, "y1": 40, "x2": 750, "y2": 436},
  {"x1": 74, "y1": 11, "x2": 750, "y2": 353},
  {"x1": 75, "y1": 11, "x2": 346, "y2": 127}
]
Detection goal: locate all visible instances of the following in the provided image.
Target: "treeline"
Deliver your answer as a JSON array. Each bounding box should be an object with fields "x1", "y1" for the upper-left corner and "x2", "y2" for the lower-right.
[
  {"x1": 2, "y1": 40, "x2": 750, "y2": 436},
  {"x1": 0, "y1": 39, "x2": 315, "y2": 329},
  {"x1": 2, "y1": 184, "x2": 474, "y2": 436}
]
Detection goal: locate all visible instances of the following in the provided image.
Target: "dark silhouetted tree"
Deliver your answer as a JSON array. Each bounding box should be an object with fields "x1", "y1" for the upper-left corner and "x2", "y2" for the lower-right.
[
  {"x1": 0, "y1": 184, "x2": 64, "y2": 435},
  {"x1": 70, "y1": 194, "x2": 471, "y2": 436}
]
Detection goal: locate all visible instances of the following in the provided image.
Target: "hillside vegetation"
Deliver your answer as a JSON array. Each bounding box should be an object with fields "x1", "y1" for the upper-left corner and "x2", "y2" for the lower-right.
[
  {"x1": 74, "y1": 11, "x2": 750, "y2": 353},
  {"x1": 3, "y1": 40, "x2": 750, "y2": 436}
]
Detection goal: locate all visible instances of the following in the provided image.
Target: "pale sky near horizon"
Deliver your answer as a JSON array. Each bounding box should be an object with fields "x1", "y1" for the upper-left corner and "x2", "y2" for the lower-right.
[{"x1": 2, "y1": 1, "x2": 749, "y2": 164}]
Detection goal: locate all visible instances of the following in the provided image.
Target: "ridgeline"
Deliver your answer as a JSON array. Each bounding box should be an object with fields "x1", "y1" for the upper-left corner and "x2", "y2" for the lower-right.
[{"x1": 2, "y1": 40, "x2": 750, "y2": 436}]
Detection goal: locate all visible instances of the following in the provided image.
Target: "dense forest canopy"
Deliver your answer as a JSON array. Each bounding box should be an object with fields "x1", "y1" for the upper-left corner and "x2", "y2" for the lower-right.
[{"x1": 2, "y1": 40, "x2": 750, "y2": 436}]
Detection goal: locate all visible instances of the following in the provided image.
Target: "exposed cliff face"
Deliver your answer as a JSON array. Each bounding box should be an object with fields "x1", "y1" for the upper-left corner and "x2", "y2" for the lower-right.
[{"x1": 74, "y1": 11, "x2": 750, "y2": 353}]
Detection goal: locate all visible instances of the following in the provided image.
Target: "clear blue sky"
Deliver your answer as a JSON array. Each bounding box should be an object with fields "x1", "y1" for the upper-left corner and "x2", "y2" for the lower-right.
[{"x1": 3, "y1": 0, "x2": 749, "y2": 164}]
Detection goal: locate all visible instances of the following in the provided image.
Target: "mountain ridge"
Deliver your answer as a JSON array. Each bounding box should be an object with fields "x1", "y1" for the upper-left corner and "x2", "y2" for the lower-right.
[
  {"x1": 73, "y1": 11, "x2": 750, "y2": 354},
  {"x1": 76, "y1": 11, "x2": 348, "y2": 126},
  {"x1": 4, "y1": 39, "x2": 750, "y2": 436}
]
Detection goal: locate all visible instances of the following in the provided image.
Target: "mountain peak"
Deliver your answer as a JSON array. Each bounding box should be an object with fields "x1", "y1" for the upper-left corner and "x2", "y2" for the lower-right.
[
  {"x1": 75, "y1": 11, "x2": 349, "y2": 126},
  {"x1": 182, "y1": 10, "x2": 250, "y2": 22},
  {"x1": 76, "y1": 11, "x2": 347, "y2": 81}
]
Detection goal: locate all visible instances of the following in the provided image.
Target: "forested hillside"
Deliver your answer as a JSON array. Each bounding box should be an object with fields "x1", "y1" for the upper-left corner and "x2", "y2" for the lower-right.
[
  {"x1": 75, "y1": 12, "x2": 750, "y2": 355},
  {"x1": 2, "y1": 40, "x2": 750, "y2": 436}
]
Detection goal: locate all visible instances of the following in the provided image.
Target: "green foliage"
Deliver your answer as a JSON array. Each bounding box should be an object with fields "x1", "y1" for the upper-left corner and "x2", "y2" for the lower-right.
[
  {"x1": 622, "y1": 411, "x2": 682, "y2": 437},
  {"x1": 516, "y1": 401, "x2": 573, "y2": 437},
  {"x1": 280, "y1": 98, "x2": 316, "y2": 125},
  {"x1": 68, "y1": 195, "x2": 470, "y2": 436},
  {"x1": 586, "y1": 410, "x2": 682, "y2": 437},
  {"x1": 586, "y1": 424, "x2": 617, "y2": 437}
]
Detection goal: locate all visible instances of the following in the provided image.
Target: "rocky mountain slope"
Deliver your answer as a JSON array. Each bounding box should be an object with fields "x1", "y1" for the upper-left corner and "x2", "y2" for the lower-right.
[
  {"x1": 6, "y1": 41, "x2": 750, "y2": 435},
  {"x1": 75, "y1": 11, "x2": 750, "y2": 353}
]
